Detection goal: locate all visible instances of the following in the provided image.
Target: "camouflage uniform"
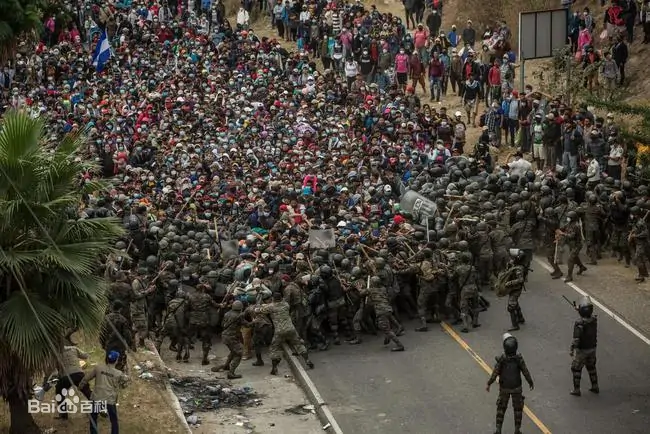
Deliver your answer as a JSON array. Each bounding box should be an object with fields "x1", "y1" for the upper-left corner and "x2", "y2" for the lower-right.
[
  {"x1": 608, "y1": 201, "x2": 631, "y2": 265},
  {"x1": 631, "y1": 216, "x2": 650, "y2": 280},
  {"x1": 187, "y1": 289, "x2": 214, "y2": 365},
  {"x1": 130, "y1": 276, "x2": 150, "y2": 347},
  {"x1": 583, "y1": 201, "x2": 605, "y2": 264},
  {"x1": 283, "y1": 281, "x2": 307, "y2": 338},
  {"x1": 489, "y1": 226, "x2": 509, "y2": 277},
  {"x1": 455, "y1": 257, "x2": 480, "y2": 332},
  {"x1": 539, "y1": 213, "x2": 562, "y2": 277},
  {"x1": 360, "y1": 278, "x2": 404, "y2": 351},
  {"x1": 249, "y1": 300, "x2": 273, "y2": 366},
  {"x1": 255, "y1": 299, "x2": 313, "y2": 375},
  {"x1": 562, "y1": 220, "x2": 586, "y2": 282},
  {"x1": 107, "y1": 279, "x2": 133, "y2": 321},
  {"x1": 487, "y1": 353, "x2": 534, "y2": 434},
  {"x1": 99, "y1": 309, "x2": 132, "y2": 372},
  {"x1": 503, "y1": 264, "x2": 526, "y2": 331},
  {"x1": 475, "y1": 228, "x2": 493, "y2": 288},
  {"x1": 218, "y1": 308, "x2": 246, "y2": 377},
  {"x1": 155, "y1": 296, "x2": 189, "y2": 361}
]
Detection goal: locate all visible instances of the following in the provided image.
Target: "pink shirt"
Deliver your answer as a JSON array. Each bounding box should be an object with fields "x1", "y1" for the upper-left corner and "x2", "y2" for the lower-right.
[
  {"x1": 578, "y1": 29, "x2": 592, "y2": 52},
  {"x1": 395, "y1": 53, "x2": 409, "y2": 73},
  {"x1": 413, "y1": 30, "x2": 428, "y2": 49}
]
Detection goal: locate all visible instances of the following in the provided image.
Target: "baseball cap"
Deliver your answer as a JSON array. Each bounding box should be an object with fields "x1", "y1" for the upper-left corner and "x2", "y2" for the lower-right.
[{"x1": 107, "y1": 350, "x2": 120, "y2": 363}]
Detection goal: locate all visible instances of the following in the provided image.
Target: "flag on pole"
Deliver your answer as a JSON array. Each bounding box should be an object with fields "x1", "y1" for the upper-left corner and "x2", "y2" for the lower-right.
[{"x1": 92, "y1": 31, "x2": 112, "y2": 72}]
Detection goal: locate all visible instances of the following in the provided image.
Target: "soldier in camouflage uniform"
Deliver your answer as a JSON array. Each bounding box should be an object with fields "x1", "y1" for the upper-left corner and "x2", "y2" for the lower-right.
[
  {"x1": 155, "y1": 290, "x2": 189, "y2": 361},
  {"x1": 319, "y1": 265, "x2": 348, "y2": 345},
  {"x1": 509, "y1": 210, "x2": 534, "y2": 281},
  {"x1": 99, "y1": 300, "x2": 133, "y2": 372},
  {"x1": 583, "y1": 194, "x2": 605, "y2": 265},
  {"x1": 249, "y1": 292, "x2": 273, "y2": 367},
  {"x1": 475, "y1": 222, "x2": 493, "y2": 289},
  {"x1": 398, "y1": 248, "x2": 440, "y2": 332},
  {"x1": 107, "y1": 272, "x2": 133, "y2": 321},
  {"x1": 187, "y1": 283, "x2": 216, "y2": 365},
  {"x1": 254, "y1": 292, "x2": 314, "y2": 375},
  {"x1": 282, "y1": 275, "x2": 307, "y2": 339},
  {"x1": 485, "y1": 214, "x2": 509, "y2": 278},
  {"x1": 570, "y1": 297, "x2": 599, "y2": 396},
  {"x1": 629, "y1": 206, "x2": 650, "y2": 282},
  {"x1": 455, "y1": 251, "x2": 480, "y2": 333},
  {"x1": 557, "y1": 211, "x2": 587, "y2": 283},
  {"x1": 539, "y1": 207, "x2": 562, "y2": 279},
  {"x1": 487, "y1": 334, "x2": 534, "y2": 434},
  {"x1": 359, "y1": 276, "x2": 405, "y2": 351},
  {"x1": 130, "y1": 269, "x2": 153, "y2": 348},
  {"x1": 502, "y1": 250, "x2": 526, "y2": 331},
  {"x1": 608, "y1": 192, "x2": 631, "y2": 266},
  {"x1": 212, "y1": 300, "x2": 248, "y2": 379}
]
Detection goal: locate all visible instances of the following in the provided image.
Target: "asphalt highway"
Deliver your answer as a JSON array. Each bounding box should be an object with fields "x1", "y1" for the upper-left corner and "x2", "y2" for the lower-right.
[{"x1": 307, "y1": 263, "x2": 650, "y2": 434}]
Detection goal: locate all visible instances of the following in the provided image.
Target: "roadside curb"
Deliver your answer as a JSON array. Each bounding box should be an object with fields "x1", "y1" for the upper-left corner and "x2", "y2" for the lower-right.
[
  {"x1": 144, "y1": 339, "x2": 193, "y2": 434},
  {"x1": 282, "y1": 344, "x2": 345, "y2": 434}
]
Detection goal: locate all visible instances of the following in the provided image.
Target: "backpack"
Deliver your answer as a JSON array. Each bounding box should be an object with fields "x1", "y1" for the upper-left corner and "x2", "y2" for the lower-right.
[{"x1": 495, "y1": 268, "x2": 516, "y2": 297}]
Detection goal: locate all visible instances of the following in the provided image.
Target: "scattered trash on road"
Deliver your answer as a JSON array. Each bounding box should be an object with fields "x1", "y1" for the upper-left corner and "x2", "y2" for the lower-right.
[
  {"x1": 285, "y1": 404, "x2": 316, "y2": 415},
  {"x1": 169, "y1": 376, "x2": 262, "y2": 413}
]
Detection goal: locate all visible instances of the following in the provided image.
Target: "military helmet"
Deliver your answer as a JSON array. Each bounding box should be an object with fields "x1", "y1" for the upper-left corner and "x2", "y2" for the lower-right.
[
  {"x1": 374, "y1": 257, "x2": 386, "y2": 268},
  {"x1": 146, "y1": 255, "x2": 158, "y2": 267},
  {"x1": 115, "y1": 240, "x2": 127, "y2": 250},
  {"x1": 438, "y1": 238, "x2": 450, "y2": 249},
  {"x1": 567, "y1": 210, "x2": 578, "y2": 220},
  {"x1": 544, "y1": 207, "x2": 555, "y2": 216},
  {"x1": 502, "y1": 333, "x2": 518, "y2": 355},
  {"x1": 459, "y1": 252, "x2": 472, "y2": 263},
  {"x1": 577, "y1": 296, "x2": 594, "y2": 318},
  {"x1": 457, "y1": 240, "x2": 469, "y2": 251},
  {"x1": 319, "y1": 265, "x2": 332, "y2": 277},
  {"x1": 231, "y1": 300, "x2": 244, "y2": 311},
  {"x1": 340, "y1": 258, "x2": 351, "y2": 269},
  {"x1": 332, "y1": 253, "x2": 344, "y2": 265},
  {"x1": 476, "y1": 221, "x2": 488, "y2": 231},
  {"x1": 378, "y1": 249, "x2": 389, "y2": 258},
  {"x1": 351, "y1": 266, "x2": 363, "y2": 277},
  {"x1": 520, "y1": 190, "x2": 531, "y2": 200},
  {"x1": 268, "y1": 260, "x2": 279, "y2": 270},
  {"x1": 420, "y1": 248, "x2": 433, "y2": 258},
  {"x1": 516, "y1": 209, "x2": 526, "y2": 221},
  {"x1": 370, "y1": 276, "x2": 381, "y2": 286}
]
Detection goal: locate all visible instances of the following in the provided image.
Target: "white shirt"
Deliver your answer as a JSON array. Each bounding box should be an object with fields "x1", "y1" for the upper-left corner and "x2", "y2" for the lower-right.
[
  {"x1": 587, "y1": 159, "x2": 600, "y2": 182},
  {"x1": 608, "y1": 145, "x2": 623, "y2": 166},
  {"x1": 508, "y1": 158, "x2": 532, "y2": 177},
  {"x1": 344, "y1": 61, "x2": 358, "y2": 78},
  {"x1": 299, "y1": 11, "x2": 311, "y2": 22},
  {"x1": 237, "y1": 9, "x2": 249, "y2": 25}
]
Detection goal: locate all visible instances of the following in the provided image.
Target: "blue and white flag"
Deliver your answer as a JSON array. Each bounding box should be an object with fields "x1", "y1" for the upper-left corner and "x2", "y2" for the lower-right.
[{"x1": 92, "y1": 31, "x2": 112, "y2": 72}]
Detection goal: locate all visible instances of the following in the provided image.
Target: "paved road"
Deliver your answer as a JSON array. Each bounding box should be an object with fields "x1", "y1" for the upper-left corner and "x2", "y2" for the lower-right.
[{"x1": 307, "y1": 262, "x2": 650, "y2": 434}]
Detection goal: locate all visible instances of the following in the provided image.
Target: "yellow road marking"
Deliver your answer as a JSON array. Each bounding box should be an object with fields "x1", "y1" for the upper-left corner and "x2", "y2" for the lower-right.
[{"x1": 441, "y1": 322, "x2": 553, "y2": 434}]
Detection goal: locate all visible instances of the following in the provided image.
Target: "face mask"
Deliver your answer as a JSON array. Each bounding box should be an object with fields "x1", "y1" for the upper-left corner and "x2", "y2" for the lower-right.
[
  {"x1": 566, "y1": 218, "x2": 571, "y2": 223},
  {"x1": 290, "y1": 241, "x2": 297, "y2": 246}
]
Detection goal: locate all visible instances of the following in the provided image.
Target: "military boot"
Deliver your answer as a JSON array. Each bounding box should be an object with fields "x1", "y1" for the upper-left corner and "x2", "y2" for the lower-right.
[
  {"x1": 508, "y1": 311, "x2": 520, "y2": 331},
  {"x1": 564, "y1": 261, "x2": 574, "y2": 283},
  {"x1": 415, "y1": 317, "x2": 429, "y2": 332},
  {"x1": 390, "y1": 337, "x2": 405, "y2": 352},
  {"x1": 570, "y1": 375, "x2": 581, "y2": 396},
  {"x1": 227, "y1": 371, "x2": 242, "y2": 379},
  {"x1": 270, "y1": 358, "x2": 281, "y2": 375},
  {"x1": 201, "y1": 350, "x2": 210, "y2": 366},
  {"x1": 301, "y1": 353, "x2": 314, "y2": 369},
  {"x1": 460, "y1": 314, "x2": 470, "y2": 333},
  {"x1": 517, "y1": 306, "x2": 525, "y2": 324},
  {"x1": 589, "y1": 371, "x2": 599, "y2": 394},
  {"x1": 576, "y1": 262, "x2": 587, "y2": 275},
  {"x1": 252, "y1": 352, "x2": 264, "y2": 366},
  {"x1": 210, "y1": 364, "x2": 227, "y2": 373},
  {"x1": 471, "y1": 311, "x2": 481, "y2": 328},
  {"x1": 550, "y1": 262, "x2": 563, "y2": 279},
  {"x1": 332, "y1": 332, "x2": 341, "y2": 345}
]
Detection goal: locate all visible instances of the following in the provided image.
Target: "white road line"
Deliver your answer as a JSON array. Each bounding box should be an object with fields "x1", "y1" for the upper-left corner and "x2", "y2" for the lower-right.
[{"x1": 533, "y1": 257, "x2": 650, "y2": 347}]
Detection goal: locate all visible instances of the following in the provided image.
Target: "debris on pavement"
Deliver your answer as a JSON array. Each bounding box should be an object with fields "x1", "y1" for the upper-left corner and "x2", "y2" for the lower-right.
[
  {"x1": 169, "y1": 376, "x2": 262, "y2": 413},
  {"x1": 285, "y1": 404, "x2": 316, "y2": 415}
]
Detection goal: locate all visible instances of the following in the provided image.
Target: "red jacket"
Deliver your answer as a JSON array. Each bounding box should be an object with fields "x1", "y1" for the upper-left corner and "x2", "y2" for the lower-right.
[
  {"x1": 429, "y1": 59, "x2": 444, "y2": 78},
  {"x1": 488, "y1": 66, "x2": 501, "y2": 86}
]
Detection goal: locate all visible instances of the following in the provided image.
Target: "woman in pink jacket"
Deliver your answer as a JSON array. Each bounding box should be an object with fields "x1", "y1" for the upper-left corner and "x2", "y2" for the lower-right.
[{"x1": 577, "y1": 24, "x2": 593, "y2": 53}]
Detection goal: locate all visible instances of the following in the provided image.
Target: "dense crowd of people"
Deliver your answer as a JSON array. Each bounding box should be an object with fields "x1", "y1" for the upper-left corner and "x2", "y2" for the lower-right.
[{"x1": 3, "y1": 1, "x2": 650, "y2": 431}]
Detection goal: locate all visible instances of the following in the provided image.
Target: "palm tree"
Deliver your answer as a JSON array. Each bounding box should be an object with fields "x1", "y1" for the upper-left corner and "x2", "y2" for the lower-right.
[{"x1": 0, "y1": 110, "x2": 124, "y2": 433}]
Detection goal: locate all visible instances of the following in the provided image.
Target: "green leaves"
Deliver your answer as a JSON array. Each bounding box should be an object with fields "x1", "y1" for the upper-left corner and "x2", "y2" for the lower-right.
[{"x1": 0, "y1": 110, "x2": 124, "y2": 400}]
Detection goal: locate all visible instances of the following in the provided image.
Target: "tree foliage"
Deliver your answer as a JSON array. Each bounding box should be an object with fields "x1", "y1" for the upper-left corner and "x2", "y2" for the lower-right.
[{"x1": 0, "y1": 110, "x2": 124, "y2": 433}]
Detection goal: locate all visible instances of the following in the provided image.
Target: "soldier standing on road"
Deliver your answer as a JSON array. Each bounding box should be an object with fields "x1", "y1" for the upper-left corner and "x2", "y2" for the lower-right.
[
  {"x1": 629, "y1": 206, "x2": 650, "y2": 282},
  {"x1": 130, "y1": 268, "x2": 153, "y2": 348},
  {"x1": 570, "y1": 297, "x2": 599, "y2": 396},
  {"x1": 455, "y1": 250, "x2": 480, "y2": 333},
  {"x1": 254, "y1": 292, "x2": 314, "y2": 375},
  {"x1": 539, "y1": 207, "x2": 563, "y2": 279},
  {"x1": 319, "y1": 265, "x2": 348, "y2": 345},
  {"x1": 556, "y1": 210, "x2": 587, "y2": 283},
  {"x1": 187, "y1": 283, "x2": 216, "y2": 365},
  {"x1": 501, "y1": 249, "x2": 527, "y2": 331},
  {"x1": 212, "y1": 300, "x2": 248, "y2": 379},
  {"x1": 486, "y1": 333, "x2": 534, "y2": 434},
  {"x1": 360, "y1": 276, "x2": 405, "y2": 351},
  {"x1": 608, "y1": 191, "x2": 631, "y2": 266},
  {"x1": 583, "y1": 193, "x2": 605, "y2": 265}
]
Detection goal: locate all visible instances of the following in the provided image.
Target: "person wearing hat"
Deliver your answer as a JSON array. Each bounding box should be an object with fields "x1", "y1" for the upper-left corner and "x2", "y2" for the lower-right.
[
  {"x1": 449, "y1": 47, "x2": 463, "y2": 96},
  {"x1": 212, "y1": 300, "x2": 249, "y2": 379},
  {"x1": 79, "y1": 350, "x2": 129, "y2": 434},
  {"x1": 461, "y1": 19, "x2": 476, "y2": 47}
]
